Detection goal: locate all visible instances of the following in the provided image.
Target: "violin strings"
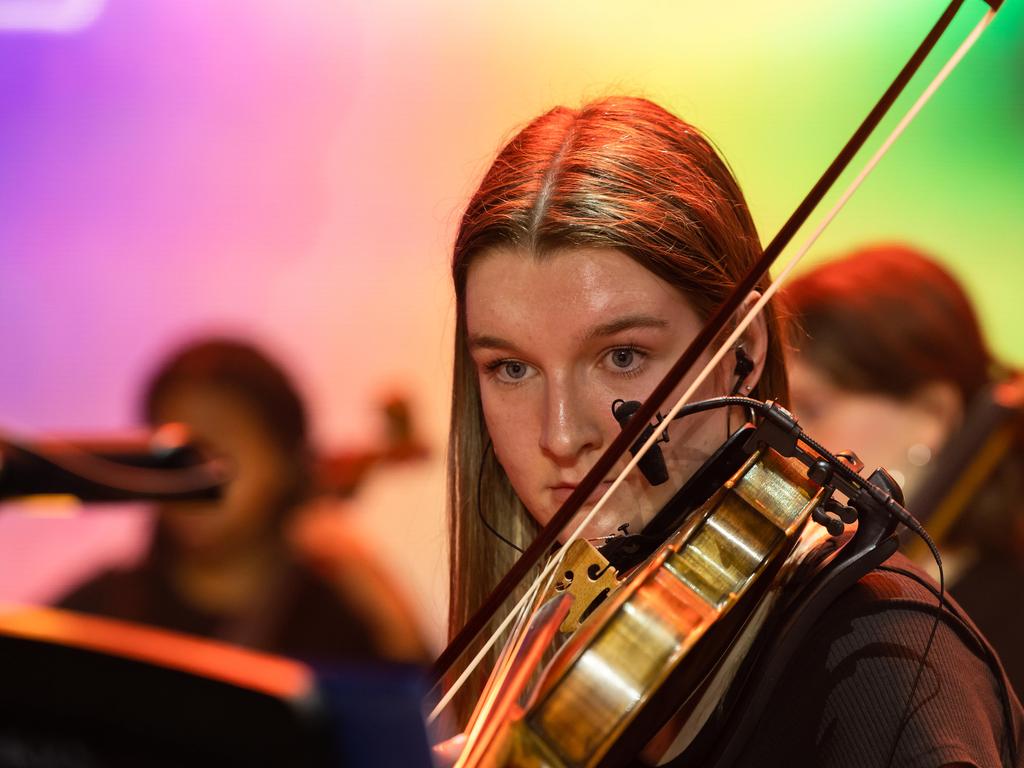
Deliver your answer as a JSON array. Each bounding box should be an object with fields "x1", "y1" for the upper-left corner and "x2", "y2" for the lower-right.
[
  {"x1": 427, "y1": 576, "x2": 541, "y2": 723},
  {"x1": 456, "y1": 583, "x2": 536, "y2": 762},
  {"x1": 455, "y1": 550, "x2": 567, "y2": 761},
  {"x1": 428, "y1": 541, "x2": 569, "y2": 722}
]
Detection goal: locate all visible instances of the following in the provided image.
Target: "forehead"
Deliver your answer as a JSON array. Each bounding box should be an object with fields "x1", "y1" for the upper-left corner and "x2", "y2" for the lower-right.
[
  {"x1": 465, "y1": 247, "x2": 694, "y2": 341},
  {"x1": 153, "y1": 382, "x2": 263, "y2": 435}
]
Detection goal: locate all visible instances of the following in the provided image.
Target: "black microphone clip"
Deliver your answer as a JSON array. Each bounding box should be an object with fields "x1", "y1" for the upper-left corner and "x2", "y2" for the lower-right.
[{"x1": 611, "y1": 399, "x2": 670, "y2": 486}]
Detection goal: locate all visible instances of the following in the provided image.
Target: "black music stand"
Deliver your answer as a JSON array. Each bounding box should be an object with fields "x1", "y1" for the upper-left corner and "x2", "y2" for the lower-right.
[{"x1": 0, "y1": 606, "x2": 432, "y2": 767}]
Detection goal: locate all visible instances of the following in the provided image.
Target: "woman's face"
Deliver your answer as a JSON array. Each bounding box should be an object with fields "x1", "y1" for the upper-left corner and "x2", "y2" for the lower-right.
[
  {"x1": 152, "y1": 383, "x2": 296, "y2": 560},
  {"x1": 787, "y1": 357, "x2": 957, "y2": 495},
  {"x1": 465, "y1": 246, "x2": 748, "y2": 540}
]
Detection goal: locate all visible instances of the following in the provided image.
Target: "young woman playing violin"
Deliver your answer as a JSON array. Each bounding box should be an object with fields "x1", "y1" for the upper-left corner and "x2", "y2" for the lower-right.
[{"x1": 443, "y1": 97, "x2": 1023, "y2": 766}]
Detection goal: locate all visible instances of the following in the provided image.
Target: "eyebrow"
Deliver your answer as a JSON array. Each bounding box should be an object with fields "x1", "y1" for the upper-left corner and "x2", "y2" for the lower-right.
[
  {"x1": 467, "y1": 333, "x2": 518, "y2": 352},
  {"x1": 583, "y1": 314, "x2": 669, "y2": 340},
  {"x1": 467, "y1": 314, "x2": 669, "y2": 353}
]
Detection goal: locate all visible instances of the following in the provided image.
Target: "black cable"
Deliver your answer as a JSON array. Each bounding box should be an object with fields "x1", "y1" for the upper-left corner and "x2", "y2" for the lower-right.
[
  {"x1": 881, "y1": 554, "x2": 944, "y2": 767},
  {"x1": 726, "y1": 373, "x2": 745, "y2": 442},
  {"x1": 476, "y1": 439, "x2": 523, "y2": 553},
  {"x1": 777, "y1": 409, "x2": 950, "y2": 766},
  {"x1": 717, "y1": 397, "x2": 1019, "y2": 765},
  {"x1": 876, "y1": 565, "x2": 1020, "y2": 768}
]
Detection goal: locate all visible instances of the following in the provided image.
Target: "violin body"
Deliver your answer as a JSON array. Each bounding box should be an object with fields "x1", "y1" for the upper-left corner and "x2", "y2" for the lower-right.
[{"x1": 459, "y1": 445, "x2": 825, "y2": 768}]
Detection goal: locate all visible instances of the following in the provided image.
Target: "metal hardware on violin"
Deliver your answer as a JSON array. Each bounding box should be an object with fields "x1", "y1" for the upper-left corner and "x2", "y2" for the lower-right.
[
  {"x1": 600, "y1": 397, "x2": 909, "y2": 564},
  {"x1": 543, "y1": 539, "x2": 618, "y2": 635},
  {"x1": 430, "y1": 0, "x2": 1004, "y2": 690},
  {"x1": 556, "y1": 395, "x2": 880, "y2": 638}
]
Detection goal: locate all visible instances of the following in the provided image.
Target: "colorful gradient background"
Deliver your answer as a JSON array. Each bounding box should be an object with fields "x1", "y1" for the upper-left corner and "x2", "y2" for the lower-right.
[{"x1": 1, "y1": 0, "x2": 1021, "y2": 648}]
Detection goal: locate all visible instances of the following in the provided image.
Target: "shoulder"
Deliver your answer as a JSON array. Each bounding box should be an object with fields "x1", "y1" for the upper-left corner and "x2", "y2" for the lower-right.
[
  {"x1": 285, "y1": 497, "x2": 432, "y2": 663},
  {"x1": 766, "y1": 552, "x2": 1022, "y2": 767},
  {"x1": 818, "y1": 553, "x2": 1012, "y2": 693}
]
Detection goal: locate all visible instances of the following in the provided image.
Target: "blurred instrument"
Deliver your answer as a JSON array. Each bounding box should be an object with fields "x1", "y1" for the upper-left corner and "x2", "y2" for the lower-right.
[
  {"x1": 316, "y1": 393, "x2": 429, "y2": 497},
  {"x1": 905, "y1": 373, "x2": 1024, "y2": 555},
  {"x1": 0, "y1": 393, "x2": 429, "y2": 505},
  {"x1": 0, "y1": 423, "x2": 226, "y2": 502}
]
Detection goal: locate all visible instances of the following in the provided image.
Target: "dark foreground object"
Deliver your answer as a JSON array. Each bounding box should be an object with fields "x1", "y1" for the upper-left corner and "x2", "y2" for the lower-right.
[{"x1": 0, "y1": 606, "x2": 431, "y2": 768}]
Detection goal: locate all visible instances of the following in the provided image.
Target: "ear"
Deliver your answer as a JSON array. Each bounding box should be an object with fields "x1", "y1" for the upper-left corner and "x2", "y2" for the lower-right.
[{"x1": 728, "y1": 291, "x2": 769, "y2": 394}]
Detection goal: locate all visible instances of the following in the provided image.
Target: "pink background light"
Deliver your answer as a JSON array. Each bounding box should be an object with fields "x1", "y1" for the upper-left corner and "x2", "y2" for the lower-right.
[{"x1": 1, "y1": 0, "x2": 1021, "y2": 650}]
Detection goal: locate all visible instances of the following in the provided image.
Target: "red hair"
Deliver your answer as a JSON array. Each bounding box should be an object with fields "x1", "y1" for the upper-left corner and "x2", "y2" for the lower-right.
[
  {"x1": 783, "y1": 244, "x2": 995, "y2": 402},
  {"x1": 783, "y1": 244, "x2": 1022, "y2": 554}
]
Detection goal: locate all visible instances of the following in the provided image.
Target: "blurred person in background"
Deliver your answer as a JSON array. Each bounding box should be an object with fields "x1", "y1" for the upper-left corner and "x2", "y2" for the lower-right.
[
  {"x1": 783, "y1": 244, "x2": 1024, "y2": 695},
  {"x1": 58, "y1": 338, "x2": 429, "y2": 665}
]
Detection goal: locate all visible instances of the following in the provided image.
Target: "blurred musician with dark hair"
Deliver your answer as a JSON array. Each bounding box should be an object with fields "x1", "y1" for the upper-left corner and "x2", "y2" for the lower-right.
[
  {"x1": 784, "y1": 244, "x2": 1024, "y2": 696},
  {"x1": 59, "y1": 338, "x2": 429, "y2": 665}
]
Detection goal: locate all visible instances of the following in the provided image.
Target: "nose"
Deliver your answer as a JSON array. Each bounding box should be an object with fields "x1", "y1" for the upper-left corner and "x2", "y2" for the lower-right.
[{"x1": 538, "y1": 375, "x2": 604, "y2": 466}]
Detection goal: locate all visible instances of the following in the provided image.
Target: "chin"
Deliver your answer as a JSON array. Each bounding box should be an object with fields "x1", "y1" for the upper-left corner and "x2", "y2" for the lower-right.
[
  {"x1": 554, "y1": 509, "x2": 622, "y2": 543},
  {"x1": 163, "y1": 517, "x2": 228, "y2": 552}
]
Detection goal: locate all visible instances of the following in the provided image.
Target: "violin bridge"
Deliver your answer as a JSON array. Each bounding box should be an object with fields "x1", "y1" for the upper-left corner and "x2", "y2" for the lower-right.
[{"x1": 545, "y1": 540, "x2": 620, "y2": 634}]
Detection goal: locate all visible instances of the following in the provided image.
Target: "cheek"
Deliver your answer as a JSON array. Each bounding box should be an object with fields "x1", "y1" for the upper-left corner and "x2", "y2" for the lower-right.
[
  {"x1": 479, "y1": 386, "x2": 552, "y2": 523},
  {"x1": 818, "y1": 398, "x2": 912, "y2": 470},
  {"x1": 482, "y1": 399, "x2": 533, "y2": 479},
  {"x1": 220, "y1": 449, "x2": 292, "y2": 525}
]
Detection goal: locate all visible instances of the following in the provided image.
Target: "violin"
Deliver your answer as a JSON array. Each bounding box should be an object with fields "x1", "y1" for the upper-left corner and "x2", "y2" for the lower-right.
[
  {"x1": 431, "y1": 2, "x2": 1006, "y2": 765},
  {"x1": 450, "y1": 402, "x2": 913, "y2": 767}
]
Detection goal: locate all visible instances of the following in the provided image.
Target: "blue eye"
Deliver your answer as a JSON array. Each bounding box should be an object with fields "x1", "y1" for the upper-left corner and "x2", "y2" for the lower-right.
[
  {"x1": 610, "y1": 349, "x2": 635, "y2": 369},
  {"x1": 605, "y1": 347, "x2": 646, "y2": 375},
  {"x1": 484, "y1": 358, "x2": 535, "y2": 385},
  {"x1": 503, "y1": 361, "x2": 528, "y2": 380}
]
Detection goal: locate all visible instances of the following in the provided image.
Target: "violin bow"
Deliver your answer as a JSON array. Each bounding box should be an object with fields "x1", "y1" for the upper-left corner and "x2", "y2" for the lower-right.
[{"x1": 431, "y1": 0, "x2": 1004, "y2": 691}]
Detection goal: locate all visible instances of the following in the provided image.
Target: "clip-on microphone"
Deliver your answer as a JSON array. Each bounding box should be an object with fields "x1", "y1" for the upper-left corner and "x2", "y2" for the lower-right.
[
  {"x1": 611, "y1": 399, "x2": 670, "y2": 486},
  {"x1": 612, "y1": 345, "x2": 756, "y2": 488}
]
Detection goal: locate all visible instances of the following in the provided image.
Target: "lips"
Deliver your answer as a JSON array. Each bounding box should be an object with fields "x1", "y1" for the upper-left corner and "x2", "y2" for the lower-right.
[{"x1": 549, "y1": 480, "x2": 615, "y2": 507}]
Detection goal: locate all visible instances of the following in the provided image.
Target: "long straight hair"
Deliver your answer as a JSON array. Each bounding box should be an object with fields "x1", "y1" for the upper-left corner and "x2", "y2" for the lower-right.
[{"x1": 446, "y1": 97, "x2": 788, "y2": 719}]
